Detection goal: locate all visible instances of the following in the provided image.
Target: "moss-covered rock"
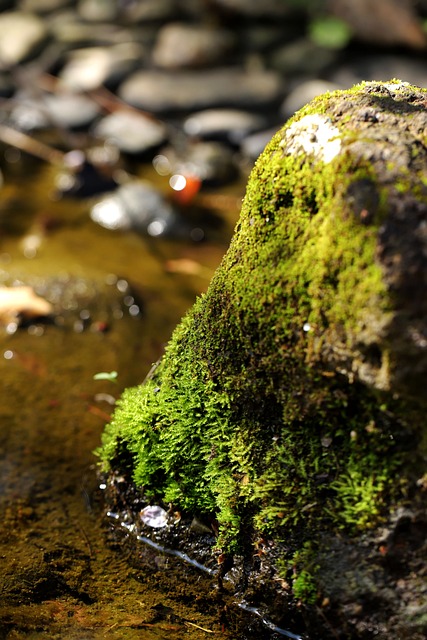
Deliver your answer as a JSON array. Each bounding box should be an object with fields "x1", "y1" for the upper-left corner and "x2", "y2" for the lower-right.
[{"x1": 98, "y1": 81, "x2": 427, "y2": 639}]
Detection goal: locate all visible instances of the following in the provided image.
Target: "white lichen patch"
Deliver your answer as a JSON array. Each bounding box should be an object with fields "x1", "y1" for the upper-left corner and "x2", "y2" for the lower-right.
[
  {"x1": 281, "y1": 114, "x2": 341, "y2": 163},
  {"x1": 383, "y1": 80, "x2": 410, "y2": 92}
]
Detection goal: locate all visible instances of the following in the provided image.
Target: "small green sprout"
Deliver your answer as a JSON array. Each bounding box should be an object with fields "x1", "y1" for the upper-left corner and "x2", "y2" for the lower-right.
[{"x1": 93, "y1": 371, "x2": 118, "y2": 383}]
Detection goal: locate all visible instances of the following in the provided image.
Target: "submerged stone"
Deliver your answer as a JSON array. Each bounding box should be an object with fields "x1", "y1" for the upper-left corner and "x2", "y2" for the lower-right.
[{"x1": 98, "y1": 81, "x2": 427, "y2": 639}]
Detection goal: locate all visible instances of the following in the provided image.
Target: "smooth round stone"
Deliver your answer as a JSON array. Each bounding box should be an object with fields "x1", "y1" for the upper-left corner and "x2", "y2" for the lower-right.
[
  {"x1": 10, "y1": 91, "x2": 100, "y2": 130},
  {"x1": 19, "y1": 0, "x2": 73, "y2": 13},
  {"x1": 0, "y1": 11, "x2": 48, "y2": 67},
  {"x1": 77, "y1": 0, "x2": 119, "y2": 22},
  {"x1": 90, "y1": 181, "x2": 177, "y2": 236},
  {"x1": 44, "y1": 92, "x2": 101, "y2": 129},
  {"x1": 281, "y1": 80, "x2": 343, "y2": 119},
  {"x1": 48, "y1": 12, "x2": 128, "y2": 46},
  {"x1": 118, "y1": 68, "x2": 284, "y2": 113},
  {"x1": 58, "y1": 43, "x2": 145, "y2": 91},
  {"x1": 0, "y1": 72, "x2": 15, "y2": 98},
  {"x1": 210, "y1": 0, "x2": 292, "y2": 17},
  {"x1": 237, "y1": 25, "x2": 300, "y2": 52},
  {"x1": 183, "y1": 108, "x2": 266, "y2": 144},
  {"x1": 163, "y1": 140, "x2": 238, "y2": 186},
  {"x1": 121, "y1": 0, "x2": 178, "y2": 23},
  {"x1": 239, "y1": 127, "x2": 279, "y2": 161},
  {"x1": 329, "y1": 54, "x2": 427, "y2": 93},
  {"x1": 152, "y1": 22, "x2": 235, "y2": 69},
  {"x1": 269, "y1": 37, "x2": 336, "y2": 76},
  {"x1": 92, "y1": 111, "x2": 168, "y2": 155}
]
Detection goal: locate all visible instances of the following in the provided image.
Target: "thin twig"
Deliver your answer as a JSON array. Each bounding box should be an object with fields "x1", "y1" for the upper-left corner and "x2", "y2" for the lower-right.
[
  {"x1": 184, "y1": 620, "x2": 215, "y2": 634},
  {"x1": 0, "y1": 123, "x2": 65, "y2": 165}
]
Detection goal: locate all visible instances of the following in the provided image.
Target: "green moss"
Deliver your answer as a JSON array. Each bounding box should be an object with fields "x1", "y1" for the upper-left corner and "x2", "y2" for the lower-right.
[
  {"x1": 278, "y1": 541, "x2": 320, "y2": 604},
  {"x1": 98, "y1": 82, "x2": 424, "y2": 555}
]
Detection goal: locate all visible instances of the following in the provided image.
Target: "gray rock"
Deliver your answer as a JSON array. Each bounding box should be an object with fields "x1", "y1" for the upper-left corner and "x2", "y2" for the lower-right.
[
  {"x1": 237, "y1": 25, "x2": 300, "y2": 53},
  {"x1": 90, "y1": 180, "x2": 177, "y2": 236},
  {"x1": 43, "y1": 92, "x2": 101, "y2": 129},
  {"x1": 121, "y1": 0, "x2": 178, "y2": 23},
  {"x1": 183, "y1": 108, "x2": 266, "y2": 144},
  {"x1": 10, "y1": 91, "x2": 100, "y2": 131},
  {"x1": 58, "y1": 43, "x2": 145, "y2": 91},
  {"x1": 19, "y1": 0, "x2": 73, "y2": 13},
  {"x1": 0, "y1": 73, "x2": 14, "y2": 98},
  {"x1": 162, "y1": 140, "x2": 237, "y2": 185},
  {"x1": 281, "y1": 79, "x2": 343, "y2": 119},
  {"x1": 269, "y1": 37, "x2": 337, "y2": 77},
  {"x1": 48, "y1": 12, "x2": 136, "y2": 47},
  {"x1": 329, "y1": 54, "x2": 427, "y2": 92},
  {"x1": 77, "y1": 0, "x2": 119, "y2": 22},
  {"x1": 210, "y1": 0, "x2": 292, "y2": 17},
  {"x1": 92, "y1": 111, "x2": 168, "y2": 155},
  {"x1": 152, "y1": 22, "x2": 235, "y2": 69},
  {"x1": 118, "y1": 68, "x2": 284, "y2": 113},
  {"x1": 0, "y1": 11, "x2": 48, "y2": 68},
  {"x1": 239, "y1": 126, "x2": 279, "y2": 161}
]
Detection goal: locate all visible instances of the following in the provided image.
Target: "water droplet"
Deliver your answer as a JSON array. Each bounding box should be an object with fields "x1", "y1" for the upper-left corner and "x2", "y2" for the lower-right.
[{"x1": 140, "y1": 505, "x2": 168, "y2": 528}]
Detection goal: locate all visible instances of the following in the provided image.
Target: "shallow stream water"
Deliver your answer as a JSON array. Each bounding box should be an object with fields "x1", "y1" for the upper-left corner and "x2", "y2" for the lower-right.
[{"x1": 0, "y1": 152, "x2": 255, "y2": 639}]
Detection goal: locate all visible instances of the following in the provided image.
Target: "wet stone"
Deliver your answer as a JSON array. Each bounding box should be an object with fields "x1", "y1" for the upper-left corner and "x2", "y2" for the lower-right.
[
  {"x1": 163, "y1": 140, "x2": 238, "y2": 186},
  {"x1": 239, "y1": 126, "x2": 279, "y2": 161},
  {"x1": 77, "y1": 0, "x2": 119, "y2": 22},
  {"x1": 281, "y1": 79, "x2": 343, "y2": 119},
  {"x1": 269, "y1": 37, "x2": 337, "y2": 77},
  {"x1": 330, "y1": 53, "x2": 427, "y2": 93},
  {"x1": 152, "y1": 22, "x2": 236, "y2": 69},
  {"x1": 48, "y1": 12, "x2": 136, "y2": 47},
  {"x1": 92, "y1": 111, "x2": 168, "y2": 156},
  {"x1": 0, "y1": 11, "x2": 48, "y2": 68},
  {"x1": 183, "y1": 108, "x2": 267, "y2": 145},
  {"x1": 90, "y1": 180, "x2": 178, "y2": 236},
  {"x1": 212, "y1": 0, "x2": 293, "y2": 17},
  {"x1": 19, "y1": 0, "x2": 73, "y2": 13},
  {"x1": 0, "y1": 273, "x2": 142, "y2": 332},
  {"x1": 120, "y1": 0, "x2": 178, "y2": 23},
  {"x1": 10, "y1": 91, "x2": 101, "y2": 131},
  {"x1": 118, "y1": 68, "x2": 284, "y2": 113},
  {"x1": 58, "y1": 43, "x2": 145, "y2": 91}
]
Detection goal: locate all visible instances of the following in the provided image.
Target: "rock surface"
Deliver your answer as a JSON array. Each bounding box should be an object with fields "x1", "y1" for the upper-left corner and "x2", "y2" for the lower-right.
[{"x1": 99, "y1": 81, "x2": 427, "y2": 640}]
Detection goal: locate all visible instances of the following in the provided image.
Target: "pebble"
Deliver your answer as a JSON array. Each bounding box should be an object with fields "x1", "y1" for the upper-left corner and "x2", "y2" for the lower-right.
[
  {"x1": 269, "y1": 38, "x2": 337, "y2": 77},
  {"x1": 152, "y1": 22, "x2": 236, "y2": 69},
  {"x1": 58, "y1": 43, "x2": 145, "y2": 91},
  {"x1": 19, "y1": 0, "x2": 73, "y2": 13},
  {"x1": 281, "y1": 79, "x2": 343, "y2": 119},
  {"x1": 330, "y1": 53, "x2": 427, "y2": 92},
  {"x1": 212, "y1": 0, "x2": 293, "y2": 17},
  {"x1": 0, "y1": 11, "x2": 48, "y2": 68},
  {"x1": 90, "y1": 180, "x2": 177, "y2": 236},
  {"x1": 183, "y1": 108, "x2": 267, "y2": 145},
  {"x1": 77, "y1": 0, "x2": 120, "y2": 22},
  {"x1": 0, "y1": 0, "x2": 422, "y2": 207},
  {"x1": 118, "y1": 68, "x2": 284, "y2": 113},
  {"x1": 10, "y1": 91, "x2": 100, "y2": 131},
  {"x1": 239, "y1": 127, "x2": 280, "y2": 161},
  {"x1": 161, "y1": 140, "x2": 238, "y2": 186},
  {"x1": 92, "y1": 111, "x2": 168, "y2": 156},
  {"x1": 140, "y1": 505, "x2": 168, "y2": 528},
  {"x1": 120, "y1": 0, "x2": 179, "y2": 23}
]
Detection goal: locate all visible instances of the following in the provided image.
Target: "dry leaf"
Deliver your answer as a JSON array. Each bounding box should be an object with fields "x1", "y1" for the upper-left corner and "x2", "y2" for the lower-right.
[
  {"x1": 0, "y1": 286, "x2": 53, "y2": 325},
  {"x1": 329, "y1": 0, "x2": 426, "y2": 49}
]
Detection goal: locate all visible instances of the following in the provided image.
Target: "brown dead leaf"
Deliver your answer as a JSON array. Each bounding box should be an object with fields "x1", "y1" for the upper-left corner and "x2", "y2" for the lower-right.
[
  {"x1": 165, "y1": 259, "x2": 213, "y2": 279},
  {"x1": 329, "y1": 0, "x2": 426, "y2": 49},
  {"x1": 0, "y1": 286, "x2": 53, "y2": 325}
]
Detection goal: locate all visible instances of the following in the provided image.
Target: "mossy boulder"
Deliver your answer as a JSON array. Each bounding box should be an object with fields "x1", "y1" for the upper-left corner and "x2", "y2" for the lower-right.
[{"x1": 98, "y1": 81, "x2": 427, "y2": 639}]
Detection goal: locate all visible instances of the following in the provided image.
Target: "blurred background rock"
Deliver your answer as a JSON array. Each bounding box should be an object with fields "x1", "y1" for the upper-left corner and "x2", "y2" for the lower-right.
[{"x1": 0, "y1": 0, "x2": 425, "y2": 195}]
